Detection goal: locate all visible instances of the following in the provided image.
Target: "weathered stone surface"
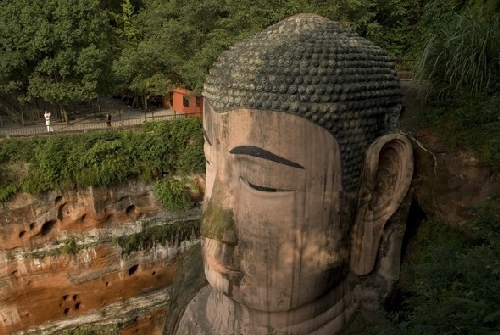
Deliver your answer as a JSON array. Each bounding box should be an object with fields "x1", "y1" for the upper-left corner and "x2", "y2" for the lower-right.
[
  {"x1": 412, "y1": 128, "x2": 500, "y2": 227},
  {"x1": 162, "y1": 243, "x2": 207, "y2": 335},
  {"x1": 0, "y1": 180, "x2": 201, "y2": 335},
  {"x1": 178, "y1": 13, "x2": 414, "y2": 335}
]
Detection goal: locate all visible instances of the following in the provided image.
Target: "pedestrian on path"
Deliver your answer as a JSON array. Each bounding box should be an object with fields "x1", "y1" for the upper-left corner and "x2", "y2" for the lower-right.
[
  {"x1": 106, "y1": 113, "x2": 112, "y2": 127},
  {"x1": 44, "y1": 111, "x2": 53, "y2": 132}
]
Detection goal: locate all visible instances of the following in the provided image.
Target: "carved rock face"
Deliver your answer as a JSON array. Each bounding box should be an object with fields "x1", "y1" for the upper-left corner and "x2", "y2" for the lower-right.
[
  {"x1": 202, "y1": 105, "x2": 351, "y2": 313},
  {"x1": 178, "y1": 13, "x2": 413, "y2": 335},
  {"x1": 204, "y1": 13, "x2": 402, "y2": 191}
]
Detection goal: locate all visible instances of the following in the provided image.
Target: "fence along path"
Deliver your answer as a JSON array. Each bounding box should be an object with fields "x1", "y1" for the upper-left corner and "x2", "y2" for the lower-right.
[{"x1": 0, "y1": 97, "x2": 200, "y2": 138}]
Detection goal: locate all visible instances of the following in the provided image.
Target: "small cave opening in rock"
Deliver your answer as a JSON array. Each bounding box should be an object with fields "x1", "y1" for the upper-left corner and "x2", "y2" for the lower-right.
[
  {"x1": 75, "y1": 302, "x2": 81, "y2": 309},
  {"x1": 105, "y1": 281, "x2": 109, "y2": 286},
  {"x1": 19, "y1": 230, "x2": 26, "y2": 238},
  {"x1": 29, "y1": 222, "x2": 35, "y2": 230},
  {"x1": 72, "y1": 294, "x2": 78, "y2": 301},
  {"x1": 126, "y1": 205, "x2": 136, "y2": 215},
  {"x1": 55, "y1": 195, "x2": 63, "y2": 203},
  {"x1": 152, "y1": 271, "x2": 156, "y2": 276},
  {"x1": 63, "y1": 308, "x2": 70, "y2": 315},
  {"x1": 62, "y1": 295, "x2": 68, "y2": 301},
  {"x1": 57, "y1": 204, "x2": 66, "y2": 220},
  {"x1": 11, "y1": 270, "x2": 17, "y2": 275},
  {"x1": 40, "y1": 220, "x2": 57, "y2": 236},
  {"x1": 128, "y1": 264, "x2": 139, "y2": 275}
]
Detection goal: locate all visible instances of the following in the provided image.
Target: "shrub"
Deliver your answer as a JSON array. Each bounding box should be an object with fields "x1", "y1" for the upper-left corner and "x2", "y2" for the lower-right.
[
  {"x1": 0, "y1": 118, "x2": 204, "y2": 201},
  {"x1": 153, "y1": 177, "x2": 192, "y2": 212},
  {"x1": 418, "y1": 93, "x2": 500, "y2": 171},
  {"x1": 414, "y1": 4, "x2": 500, "y2": 100},
  {"x1": 375, "y1": 194, "x2": 500, "y2": 334},
  {"x1": 115, "y1": 218, "x2": 200, "y2": 254}
]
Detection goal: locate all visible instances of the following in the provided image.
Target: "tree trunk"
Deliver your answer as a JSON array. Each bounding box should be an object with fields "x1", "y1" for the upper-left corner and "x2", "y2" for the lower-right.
[
  {"x1": 59, "y1": 103, "x2": 69, "y2": 124},
  {"x1": 96, "y1": 96, "x2": 101, "y2": 113}
]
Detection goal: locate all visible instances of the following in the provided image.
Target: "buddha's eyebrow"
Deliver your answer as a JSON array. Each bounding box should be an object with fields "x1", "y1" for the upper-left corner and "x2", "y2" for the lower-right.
[
  {"x1": 230, "y1": 146, "x2": 304, "y2": 169},
  {"x1": 203, "y1": 129, "x2": 212, "y2": 146}
]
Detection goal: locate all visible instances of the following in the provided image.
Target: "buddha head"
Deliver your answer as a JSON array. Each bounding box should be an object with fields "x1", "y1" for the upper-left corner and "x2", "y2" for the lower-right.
[{"x1": 199, "y1": 13, "x2": 413, "y2": 327}]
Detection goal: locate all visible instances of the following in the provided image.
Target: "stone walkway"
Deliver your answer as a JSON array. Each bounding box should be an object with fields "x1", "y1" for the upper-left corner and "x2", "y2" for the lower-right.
[{"x1": 0, "y1": 97, "x2": 194, "y2": 138}]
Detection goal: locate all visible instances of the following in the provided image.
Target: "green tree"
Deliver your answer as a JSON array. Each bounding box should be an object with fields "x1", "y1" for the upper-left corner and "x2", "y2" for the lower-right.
[
  {"x1": 113, "y1": 0, "x2": 421, "y2": 93},
  {"x1": 112, "y1": 0, "x2": 180, "y2": 104},
  {"x1": 0, "y1": 0, "x2": 116, "y2": 122}
]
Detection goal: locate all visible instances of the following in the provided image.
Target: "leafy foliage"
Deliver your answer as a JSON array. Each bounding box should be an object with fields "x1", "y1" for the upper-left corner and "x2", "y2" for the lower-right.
[
  {"x1": 418, "y1": 93, "x2": 500, "y2": 171},
  {"x1": 27, "y1": 236, "x2": 81, "y2": 259},
  {"x1": 414, "y1": 1, "x2": 500, "y2": 100},
  {"x1": 153, "y1": 178, "x2": 192, "y2": 212},
  {"x1": 115, "y1": 218, "x2": 200, "y2": 254},
  {"x1": 0, "y1": 117, "x2": 204, "y2": 200},
  {"x1": 0, "y1": 0, "x2": 116, "y2": 108},
  {"x1": 0, "y1": 0, "x2": 426, "y2": 104},
  {"x1": 112, "y1": 0, "x2": 422, "y2": 93},
  {"x1": 368, "y1": 194, "x2": 500, "y2": 334}
]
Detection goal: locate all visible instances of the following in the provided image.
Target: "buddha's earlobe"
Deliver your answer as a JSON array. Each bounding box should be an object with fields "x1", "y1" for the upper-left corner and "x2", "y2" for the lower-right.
[{"x1": 350, "y1": 133, "x2": 413, "y2": 275}]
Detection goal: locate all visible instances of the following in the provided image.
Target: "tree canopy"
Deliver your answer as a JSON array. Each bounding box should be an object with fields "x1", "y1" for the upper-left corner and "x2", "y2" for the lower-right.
[
  {"x1": 0, "y1": 0, "x2": 498, "y2": 113},
  {"x1": 0, "y1": 0, "x2": 115, "y2": 117}
]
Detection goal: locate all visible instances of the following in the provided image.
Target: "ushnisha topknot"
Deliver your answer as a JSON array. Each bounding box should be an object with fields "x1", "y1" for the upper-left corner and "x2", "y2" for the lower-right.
[{"x1": 203, "y1": 13, "x2": 402, "y2": 191}]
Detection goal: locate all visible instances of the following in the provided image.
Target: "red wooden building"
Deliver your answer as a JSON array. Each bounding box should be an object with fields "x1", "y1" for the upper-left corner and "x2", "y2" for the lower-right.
[{"x1": 171, "y1": 88, "x2": 203, "y2": 116}]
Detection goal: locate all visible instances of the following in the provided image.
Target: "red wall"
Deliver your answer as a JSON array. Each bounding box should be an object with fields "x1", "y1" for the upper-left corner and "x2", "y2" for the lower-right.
[{"x1": 172, "y1": 88, "x2": 203, "y2": 115}]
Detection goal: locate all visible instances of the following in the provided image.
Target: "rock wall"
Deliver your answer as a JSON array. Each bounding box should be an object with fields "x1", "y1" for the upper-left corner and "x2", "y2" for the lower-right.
[
  {"x1": 399, "y1": 80, "x2": 500, "y2": 227},
  {"x1": 0, "y1": 181, "x2": 201, "y2": 335},
  {"x1": 411, "y1": 128, "x2": 500, "y2": 227}
]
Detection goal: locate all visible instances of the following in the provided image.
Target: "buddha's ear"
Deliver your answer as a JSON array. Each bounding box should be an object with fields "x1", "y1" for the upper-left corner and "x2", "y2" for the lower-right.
[{"x1": 350, "y1": 133, "x2": 413, "y2": 275}]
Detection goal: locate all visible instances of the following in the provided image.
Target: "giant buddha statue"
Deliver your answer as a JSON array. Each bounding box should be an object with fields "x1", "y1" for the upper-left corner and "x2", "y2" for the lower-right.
[{"x1": 177, "y1": 13, "x2": 413, "y2": 335}]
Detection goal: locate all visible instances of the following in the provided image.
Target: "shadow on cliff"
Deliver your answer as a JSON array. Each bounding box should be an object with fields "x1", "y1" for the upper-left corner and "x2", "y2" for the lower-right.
[{"x1": 162, "y1": 242, "x2": 207, "y2": 335}]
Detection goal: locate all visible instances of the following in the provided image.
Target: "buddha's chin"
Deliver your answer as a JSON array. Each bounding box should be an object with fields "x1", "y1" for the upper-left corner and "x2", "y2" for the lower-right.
[{"x1": 203, "y1": 250, "x2": 242, "y2": 295}]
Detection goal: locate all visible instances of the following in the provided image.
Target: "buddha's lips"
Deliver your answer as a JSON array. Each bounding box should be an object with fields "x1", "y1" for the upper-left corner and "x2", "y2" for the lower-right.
[{"x1": 205, "y1": 252, "x2": 242, "y2": 279}]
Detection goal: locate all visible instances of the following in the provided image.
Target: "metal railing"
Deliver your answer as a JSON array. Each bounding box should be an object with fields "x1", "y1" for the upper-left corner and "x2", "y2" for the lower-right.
[{"x1": 0, "y1": 112, "x2": 201, "y2": 138}]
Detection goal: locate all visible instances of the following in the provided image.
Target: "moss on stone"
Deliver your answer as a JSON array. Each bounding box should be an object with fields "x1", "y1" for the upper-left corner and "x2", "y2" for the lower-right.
[
  {"x1": 200, "y1": 201, "x2": 234, "y2": 242},
  {"x1": 116, "y1": 218, "x2": 200, "y2": 255}
]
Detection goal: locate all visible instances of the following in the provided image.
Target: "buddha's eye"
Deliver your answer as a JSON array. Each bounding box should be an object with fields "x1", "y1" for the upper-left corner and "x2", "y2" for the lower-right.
[
  {"x1": 247, "y1": 180, "x2": 278, "y2": 192},
  {"x1": 240, "y1": 177, "x2": 290, "y2": 193}
]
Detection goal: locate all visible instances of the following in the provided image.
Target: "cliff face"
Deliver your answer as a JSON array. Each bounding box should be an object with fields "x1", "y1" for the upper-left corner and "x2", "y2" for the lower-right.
[
  {"x1": 412, "y1": 128, "x2": 500, "y2": 227},
  {"x1": 0, "y1": 181, "x2": 201, "y2": 335},
  {"x1": 399, "y1": 80, "x2": 500, "y2": 227}
]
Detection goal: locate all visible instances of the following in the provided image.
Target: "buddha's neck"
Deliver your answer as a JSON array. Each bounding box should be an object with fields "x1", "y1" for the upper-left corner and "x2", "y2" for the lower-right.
[{"x1": 205, "y1": 279, "x2": 355, "y2": 335}]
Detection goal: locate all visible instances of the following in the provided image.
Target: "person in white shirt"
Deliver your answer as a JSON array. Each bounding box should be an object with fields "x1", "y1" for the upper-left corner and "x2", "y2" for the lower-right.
[{"x1": 44, "y1": 111, "x2": 53, "y2": 132}]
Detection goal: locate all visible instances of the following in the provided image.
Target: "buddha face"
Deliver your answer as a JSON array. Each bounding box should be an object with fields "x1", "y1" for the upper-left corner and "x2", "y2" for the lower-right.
[{"x1": 201, "y1": 103, "x2": 354, "y2": 312}]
